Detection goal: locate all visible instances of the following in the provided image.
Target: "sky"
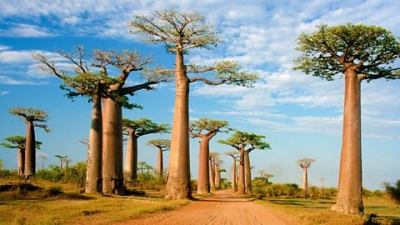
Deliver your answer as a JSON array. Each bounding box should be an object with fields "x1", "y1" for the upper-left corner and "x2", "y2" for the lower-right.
[{"x1": 0, "y1": 0, "x2": 399, "y2": 191}]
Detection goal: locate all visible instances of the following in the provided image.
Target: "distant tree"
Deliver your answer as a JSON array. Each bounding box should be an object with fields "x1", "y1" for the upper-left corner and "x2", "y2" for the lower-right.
[
  {"x1": 9, "y1": 108, "x2": 50, "y2": 179},
  {"x1": 219, "y1": 131, "x2": 270, "y2": 194},
  {"x1": 294, "y1": 23, "x2": 400, "y2": 214},
  {"x1": 297, "y1": 158, "x2": 315, "y2": 198},
  {"x1": 38, "y1": 153, "x2": 47, "y2": 170},
  {"x1": 146, "y1": 139, "x2": 170, "y2": 182},
  {"x1": 1, "y1": 136, "x2": 43, "y2": 175},
  {"x1": 129, "y1": 9, "x2": 258, "y2": 199},
  {"x1": 189, "y1": 118, "x2": 229, "y2": 194},
  {"x1": 55, "y1": 155, "x2": 68, "y2": 170},
  {"x1": 123, "y1": 118, "x2": 170, "y2": 182},
  {"x1": 225, "y1": 151, "x2": 239, "y2": 192},
  {"x1": 208, "y1": 152, "x2": 219, "y2": 192},
  {"x1": 383, "y1": 180, "x2": 400, "y2": 205}
]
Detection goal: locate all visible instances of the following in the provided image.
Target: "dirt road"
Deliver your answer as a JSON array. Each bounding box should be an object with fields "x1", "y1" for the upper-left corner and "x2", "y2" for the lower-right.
[{"x1": 120, "y1": 190, "x2": 295, "y2": 225}]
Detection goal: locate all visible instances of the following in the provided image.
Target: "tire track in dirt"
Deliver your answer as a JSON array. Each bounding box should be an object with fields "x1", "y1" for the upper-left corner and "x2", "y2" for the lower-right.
[{"x1": 118, "y1": 190, "x2": 296, "y2": 225}]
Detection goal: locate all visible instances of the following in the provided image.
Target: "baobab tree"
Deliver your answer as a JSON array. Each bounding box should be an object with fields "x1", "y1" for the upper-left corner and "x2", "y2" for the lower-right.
[
  {"x1": 214, "y1": 161, "x2": 225, "y2": 189},
  {"x1": 297, "y1": 158, "x2": 315, "y2": 198},
  {"x1": 34, "y1": 47, "x2": 168, "y2": 194},
  {"x1": 123, "y1": 118, "x2": 170, "y2": 182},
  {"x1": 55, "y1": 155, "x2": 68, "y2": 169},
  {"x1": 209, "y1": 151, "x2": 220, "y2": 192},
  {"x1": 218, "y1": 131, "x2": 270, "y2": 194},
  {"x1": 189, "y1": 118, "x2": 229, "y2": 194},
  {"x1": 1, "y1": 135, "x2": 42, "y2": 175},
  {"x1": 225, "y1": 151, "x2": 239, "y2": 192},
  {"x1": 146, "y1": 139, "x2": 170, "y2": 182},
  {"x1": 9, "y1": 108, "x2": 50, "y2": 179},
  {"x1": 38, "y1": 153, "x2": 47, "y2": 170},
  {"x1": 294, "y1": 23, "x2": 400, "y2": 214},
  {"x1": 129, "y1": 10, "x2": 258, "y2": 199}
]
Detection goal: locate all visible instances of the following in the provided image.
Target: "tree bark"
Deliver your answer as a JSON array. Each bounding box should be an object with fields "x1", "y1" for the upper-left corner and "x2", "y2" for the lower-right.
[
  {"x1": 165, "y1": 51, "x2": 192, "y2": 199},
  {"x1": 231, "y1": 157, "x2": 237, "y2": 192},
  {"x1": 18, "y1": 148, "x2": 25, "y2": 176},
  {"x1": 197, "y1": 138, "x2": 210, "y2": 194},
  {"x1": 24, "y1": 120, "x2": 35, "y2": 179},
  {"x1": 215, "y1": 166, "x2": 221, "y2": 189},
  {"x1": 237, "y1": 146, "x2": 245, "y2": 194},
  {"x1": 102, "y1": 98, "x2": 124, "y2": 195},
  {"x1": 302, "y1": 167, "x2": 309, "y2": 198},
  {"x1": 244, "y1": 151, "x2": 252, "y2": 194},
  {"x1": 85, "y1": 95, "x2": 102, "y2": 193},
  {"x1": 209, "y1": 156, "x2": 216, "y2": 192},
  {"x1": 157, "y1": 147, "x2": 164, "y2": 182},
  {"x1": 125, "y1": 132, "x2": 138, "y2": 182},
  {"x1": 332, "y1": 69, "x2": 364, "y2": 214}
]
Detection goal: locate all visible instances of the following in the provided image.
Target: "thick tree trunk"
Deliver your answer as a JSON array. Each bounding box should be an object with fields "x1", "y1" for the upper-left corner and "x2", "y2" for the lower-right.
[
  {"x1": 332, "y1": 69, "x2": 364, "y2": 214},
  {"x1": 157, "y1": 147, "x2": 163, "y2": 182},
  {"x1": 197, "y1": 138, "x2": 210, "y2": 194},
  {"x1": 24, "y1": 120, "x2": 35, "y2": 179},
  {"x1": 165, "y1": 51, "x2": 192, "y2": 199},
  {"x1": 231, "y1": 157, "x2": 237, "y2": 192},
  {"x1": 244, "y1": 151, "x2": 252, "y2": 194},
  {"x1": 237, "y1": 146, "x2": 245, "y2": 194},
  {"x1": 85, "y1": 96, "x2": 103, "y2": 193},
  {"x1": 215, "y1": 166, "x2": 221, "y2": 189},
  {"x1": 125, "y1": 132, "x2": 138, "y2": 182},
  {"x1": 18, "y1": 148, "x2": 25, "y2": 176},
  {"x1": 209, "y1": 156, "x2": 216, "y2": 192},
  {"x1": 102, "y1": 98, "x2": 124, "y2": 195},
  {"x1": 302, "y1": 167, "x2": 309, "y2": 197}
]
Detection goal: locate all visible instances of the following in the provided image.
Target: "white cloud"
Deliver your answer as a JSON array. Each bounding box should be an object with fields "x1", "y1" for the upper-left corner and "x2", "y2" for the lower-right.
[
  {"x1": 0, "y1": 91, "x2": 10, "y2": 96},
  {"x1": 0, "y1": 24, "x2": 55, "y2": 37}
]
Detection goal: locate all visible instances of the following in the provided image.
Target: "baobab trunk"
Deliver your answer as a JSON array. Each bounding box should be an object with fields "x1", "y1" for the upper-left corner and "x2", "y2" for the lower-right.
[
  {"x1": 18, "y1": 148, "x2": 25, "y2": 176},
  {"x1": 244, "y1": 151, "x2": 252, "y2": 194},
  {"x1": 85, "y1": 95, "x2": 102, "y2": 193},
  {"x1": 237, "y1": 146, "x2": 245, "y2": 194},
  {"x1": 102, "y1": 98, "x2": 124, "y2": 195},
  {"x1": 332, "y1": 69, "x2": 364, "y2": 214},
  {"x1": 24, "y1": 120, "x2": 35, "y2": 179},
  {"x1": 125, "y1": 133, "x2": 138, "y2": 182},
  {"x1": 302, "y1": 167, "x2": 309, "y2": 198},
  {"x1": 209, "y1": 156, "x2": 216, "y2": 192},
  {"x1": 197, "y1": 138, "x2": 210, "y2": 194},
  {"x1": 215, "y1": 165, "x2": 221, "y2": 189},
  {"x1": 165, "y1": 51, "x2": 192, "y2": 199},
  {"x1": 157, "y1": 147, "x2": 163, "y2": 182},
  {"x1": 231, "y1": 159, "x2": 237, "y2": 192}
]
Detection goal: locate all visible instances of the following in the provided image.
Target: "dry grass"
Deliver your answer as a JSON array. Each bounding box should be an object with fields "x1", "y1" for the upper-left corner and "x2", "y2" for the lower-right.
[
  {"x1": 0, "y1": 180, "x2": 188, "y2": 225},
  {"x1": 256, "y1": 196, "x2": 400, "y2": 225}
]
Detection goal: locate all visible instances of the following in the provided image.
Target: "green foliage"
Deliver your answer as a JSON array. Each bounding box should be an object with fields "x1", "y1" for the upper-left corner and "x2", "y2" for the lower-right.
[
  {"x1": 294, "y1": 23, "x2": 400, "y2": 81},
  {"x1": 218, "y1": 130, "x2": 271, "y2": 151},
  {"x1": 1, "y1": 136, "x2": 43, "y2": 150},
  {"x1": 122, "y1": 118, "x2": 170, "y2": 137},
  {"x1": 146, "y1": 139, "x2": 171, "y2": 151},
  {"x1": 33, "y1": 162, "x2": 87, "y2": 187},
  {"x1": 189, "y1": 118, "x2": 230, "y2": 134},
  {"x1": 383, "y1": 180, "x2": 400, "y2": 205},
  {"x1": 9, "y1": 108, "x2": 49, "y2": 122}
]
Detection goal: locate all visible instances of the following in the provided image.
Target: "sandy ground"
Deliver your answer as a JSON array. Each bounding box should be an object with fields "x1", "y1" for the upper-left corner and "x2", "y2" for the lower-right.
[{"x1": 118, "y1": 190, "x2": 296, "y2": 225}]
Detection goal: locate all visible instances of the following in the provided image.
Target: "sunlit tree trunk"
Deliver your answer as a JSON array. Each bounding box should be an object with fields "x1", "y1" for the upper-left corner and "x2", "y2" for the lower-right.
[
  {"x1": 24, "y1": 120, "x2": 35, "y2": 179},
  {"x1": 302, "y1": 167, "x2": 309, "y2": 197},
  {"x1": 231, "y1": 160, "x2": 237, "y2": 192},
  {"x1": 244, "y1": 150, "x2": 252, "y2": 194},
  {"x1": 237, "y1": 145, "x2": 245, "y2": 194},
  {"x1": 18, "y1": 148, "x2": 25, "y2": 176},
  {"x1": 215, "y1": 165, "x2": 221, "y2": 189},
  {"x1": 197, "y1": 138, "x2": 210, "y2": 194},
  {"x1": 85, "y1": 95, "x2": 102, "y2": 193},
  {"x1": 332, "y1": 69, "x2": 364, "y2": 214},
  {"x1": 209, "y1": 156, "x2": 215, "y2": 192},
  {"x1": 102, "y1": 98, "x2": 124, "y2": 195},
  {"x1": 125, "y1": 131, "x2": 138, "y2": 182},
  {"x1": 157, "y1": 147, "x2": 164, "y2": 182},
  {"x1": 165, "y1": 51, "x2": 192, "y2": 199}
]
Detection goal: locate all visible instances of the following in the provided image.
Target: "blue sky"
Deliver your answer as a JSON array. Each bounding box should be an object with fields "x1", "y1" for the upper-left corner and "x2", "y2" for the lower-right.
[{"x1": 0, "y1": 0, "x2": 399, "y2": 190}]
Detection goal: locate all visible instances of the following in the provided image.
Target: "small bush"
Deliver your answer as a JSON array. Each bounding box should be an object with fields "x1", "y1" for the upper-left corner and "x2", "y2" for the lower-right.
[{"x1": 383, "y1": 180, "x2": 400, "y2": 205}]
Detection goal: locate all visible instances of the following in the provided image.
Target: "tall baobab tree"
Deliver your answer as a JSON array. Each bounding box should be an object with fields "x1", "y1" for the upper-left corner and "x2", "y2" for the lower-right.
[
  {"x1": 294, "y1": 23, "x2": 400, "y2": 214},
  {"x1": 297, "y1": 158, "x2": 315, "y2": 198},
  {"x1": 9, "y1": 108, "x2": 50, "y2": 179},
  {"x1": 146, "y1": 139, "x2": 171, "y2": 182},
  {"x1": 129, "y1": 10, "x2": 258, "y2": 199},
  {"x1": 34, "y1": 47, "x2": 169, "y2": 194},
  {"x1": 209, "y1": 152, "x2": 220, "y2": 192},
  {"x1": 214, "y1": 160, "x2": 225, "y2": 189},
  {"x1": 38, "y1": 153, "x2": 47, "y2": 170},
  {"x1": 55, "y1": 155, "x2": 68, "y2": 169},
  {"x1": 1, "y1": 135, "x2": 42, "y2": 175},
  {"x1": 123, "y1": 118, "x2": 170, "y2": 182},
  {"x1": 225, "y1": 151, "x2": 239, "y2": 192},
  {"x1": 218, "y1": 131, "x2": 270, "y2": 194},
  {"x1": 189, "y1": 118, "x2": 229, "y2": 194}
]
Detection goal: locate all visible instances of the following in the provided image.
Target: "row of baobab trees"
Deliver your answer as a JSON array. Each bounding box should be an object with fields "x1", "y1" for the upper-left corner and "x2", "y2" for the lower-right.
[{"x1": 4, "y1": 8, "x2": 400, "y2": 215}]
